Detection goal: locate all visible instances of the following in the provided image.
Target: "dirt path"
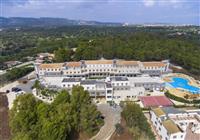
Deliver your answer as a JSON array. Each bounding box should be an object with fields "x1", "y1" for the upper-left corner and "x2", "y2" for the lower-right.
[{"x1": 0, "y1": 93, "x2": 11, "y2": 140}]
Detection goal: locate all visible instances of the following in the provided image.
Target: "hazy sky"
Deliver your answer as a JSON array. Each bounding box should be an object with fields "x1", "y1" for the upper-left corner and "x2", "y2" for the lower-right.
[{"x1": 1, "y1": 0, "x2": 200, "y2": 25}]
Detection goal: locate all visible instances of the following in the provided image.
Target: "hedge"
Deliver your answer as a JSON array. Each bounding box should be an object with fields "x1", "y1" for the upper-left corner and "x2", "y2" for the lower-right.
[{"x1": 165, "y1": 91, "x2": 200, "y2": 104}]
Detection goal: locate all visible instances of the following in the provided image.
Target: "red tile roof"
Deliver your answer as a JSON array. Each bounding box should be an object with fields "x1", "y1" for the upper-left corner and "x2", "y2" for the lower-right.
[{"x1": 139, "y1": 96, "x2": 173, "y2": 108}]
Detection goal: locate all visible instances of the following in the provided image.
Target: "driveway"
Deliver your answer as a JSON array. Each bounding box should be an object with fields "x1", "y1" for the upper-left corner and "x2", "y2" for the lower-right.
[{"x1": 90, "y1": 103, "x2": 121, "y2": 140}]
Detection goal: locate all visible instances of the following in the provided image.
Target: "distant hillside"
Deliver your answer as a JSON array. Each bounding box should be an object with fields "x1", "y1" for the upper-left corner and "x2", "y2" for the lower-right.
[{"x1": 0, "y1": 17, "x2": 123, "y2": 27}]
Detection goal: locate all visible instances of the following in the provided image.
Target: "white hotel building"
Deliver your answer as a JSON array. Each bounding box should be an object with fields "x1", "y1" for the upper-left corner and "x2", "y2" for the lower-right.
[
  {"x1": 35, "y1": 59, "x2": 170, "y2": 78},
  {"x1": 150, "y1": 107, "x2": 200, "y2": 140},
  {"x1": 34, "y1": 59, "x2": 169, "y2": 103}
]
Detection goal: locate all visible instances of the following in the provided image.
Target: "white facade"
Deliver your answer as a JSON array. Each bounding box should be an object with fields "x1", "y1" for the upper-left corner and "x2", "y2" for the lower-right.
[
  {"x1": 150, "y1": 107, "x2": 200, "y2": 140},
  {"x1": 112, "y1": 87, "x2": 145, "y2": 104},
  {"x1": 35, "y1": 59, "x2": 170, "y2": 78},
  {"x1": 61, "y1": 78, "x2": 81, "y2": 89},
  {"x1": 58, "y1": 76, "x2": 149, "y2": 103},
  {"x1": 40, "y1": 74, "x2": 164, "y2": 103},
  {"x1": 106, "y1": 76, "x2": 130, "y2": 90},
  {"x1": 61, "y1": 78, "x2": 112, "y2": 98}
]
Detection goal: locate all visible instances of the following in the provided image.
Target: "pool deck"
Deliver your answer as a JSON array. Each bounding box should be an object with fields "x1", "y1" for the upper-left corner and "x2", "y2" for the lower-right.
[
  {"x1": 163, "y1": 73, "x2": 200, "y2": 99},
  {"x1": 164, "y1": 73, "x2": 200, "y2": 87}
]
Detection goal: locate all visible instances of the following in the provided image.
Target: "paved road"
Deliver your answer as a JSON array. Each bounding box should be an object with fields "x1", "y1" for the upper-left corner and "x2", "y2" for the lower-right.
[
  {"x1": 90, "y1": 103, "x2": 121, "y2": 140},
  {"x1": 0, "y1": 61, "x2": 34, "y2": 75},
  {"x1": 8, "y1": 61, "x2": 34, "y2": 70},
  {"x1": 0, "y1": 70, "x2": 6, "y2": 75}
]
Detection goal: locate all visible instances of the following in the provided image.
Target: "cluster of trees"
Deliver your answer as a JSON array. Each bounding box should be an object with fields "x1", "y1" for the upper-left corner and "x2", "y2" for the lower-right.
[
  {"x1": 121, "y1": 102, "x2": 155, "y2": 140},
  {"x1": 53, "y1": 33, "x2": 200, "y2": 77},
  {"x1": 9, "y1": 86, "x2": 104, "y2": 140},
  {"x1": 0, "y1": 66, "x2": 34, "y2": 86},
  {"x1": 54, "y1": 48, "x2": 73, "y2": 62},
  {"x1": 1, "y1": 26, "x2": 200, "y2": 77},
  {"x1": 72, "y1": 33, "x2": 200, "y2": 76}
]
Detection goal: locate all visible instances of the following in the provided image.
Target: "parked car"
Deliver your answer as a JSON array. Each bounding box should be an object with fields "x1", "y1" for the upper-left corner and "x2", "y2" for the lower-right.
[
  {"x1": 16, "y1": 88, "x2": 22, "y2": 92},
  {"x1": 11, "y1": 87, "x2": 18, "y2": 92},
  {"x1": 11, "y1": 87, "x2": 22, "y2": 92}
]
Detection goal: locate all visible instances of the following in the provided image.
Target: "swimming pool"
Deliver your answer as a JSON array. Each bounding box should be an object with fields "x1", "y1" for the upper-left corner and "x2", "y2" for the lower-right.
[{"x1": 168, "y1": 77, "x2": 200, "y2": 94}]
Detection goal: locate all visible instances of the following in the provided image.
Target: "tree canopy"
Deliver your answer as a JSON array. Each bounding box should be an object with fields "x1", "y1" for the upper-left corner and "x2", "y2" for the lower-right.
[
  {"x1": 121, "y1": 102, "x2": 155, "y2": 140},
  {"x1": 54, "y1": 48, "x2": 72, "y2": 62},
  {"x1": 9, "y1": 86, "x2": 104, "y2": 140},
  {"x1": 1, "y1": 26, "x2": 199, "y2": 78}
]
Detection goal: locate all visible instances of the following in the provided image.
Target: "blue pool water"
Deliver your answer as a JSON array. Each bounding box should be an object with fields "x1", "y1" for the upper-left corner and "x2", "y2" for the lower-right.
[{"x1": 168, "y1": 77, "x2": 200, "y2": 94}]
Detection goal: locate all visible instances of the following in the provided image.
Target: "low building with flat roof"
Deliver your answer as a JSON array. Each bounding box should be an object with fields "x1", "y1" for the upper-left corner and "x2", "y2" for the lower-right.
[
  {"x1": 150, "y1": 107, "x2": 200, "y2": 140},
  {"x1": 129, "y1": 75, "x2": 165, "y2": 91},
  {"x1": 59, "y1": 76, "x2": 147, "y2": 103}
]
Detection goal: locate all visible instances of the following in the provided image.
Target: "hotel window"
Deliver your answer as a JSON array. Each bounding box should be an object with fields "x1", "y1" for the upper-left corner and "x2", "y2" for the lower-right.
[
  {"x1": 63, "y1": 84, "x2": 65, "y2": 87},
  {"x1": 173, "y1": 135, "x2": 177, "y2": 139}
]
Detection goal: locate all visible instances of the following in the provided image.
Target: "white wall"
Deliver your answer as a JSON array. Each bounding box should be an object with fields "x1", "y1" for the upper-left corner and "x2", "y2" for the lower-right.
[{"x1": 61, "y1": 81, "x2": 80, "y2": 88}]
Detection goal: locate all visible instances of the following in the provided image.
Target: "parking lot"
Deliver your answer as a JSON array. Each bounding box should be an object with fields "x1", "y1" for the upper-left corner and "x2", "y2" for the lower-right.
[{"x1": 0, "y1": 72, "x2": 36, "y2": 109}]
